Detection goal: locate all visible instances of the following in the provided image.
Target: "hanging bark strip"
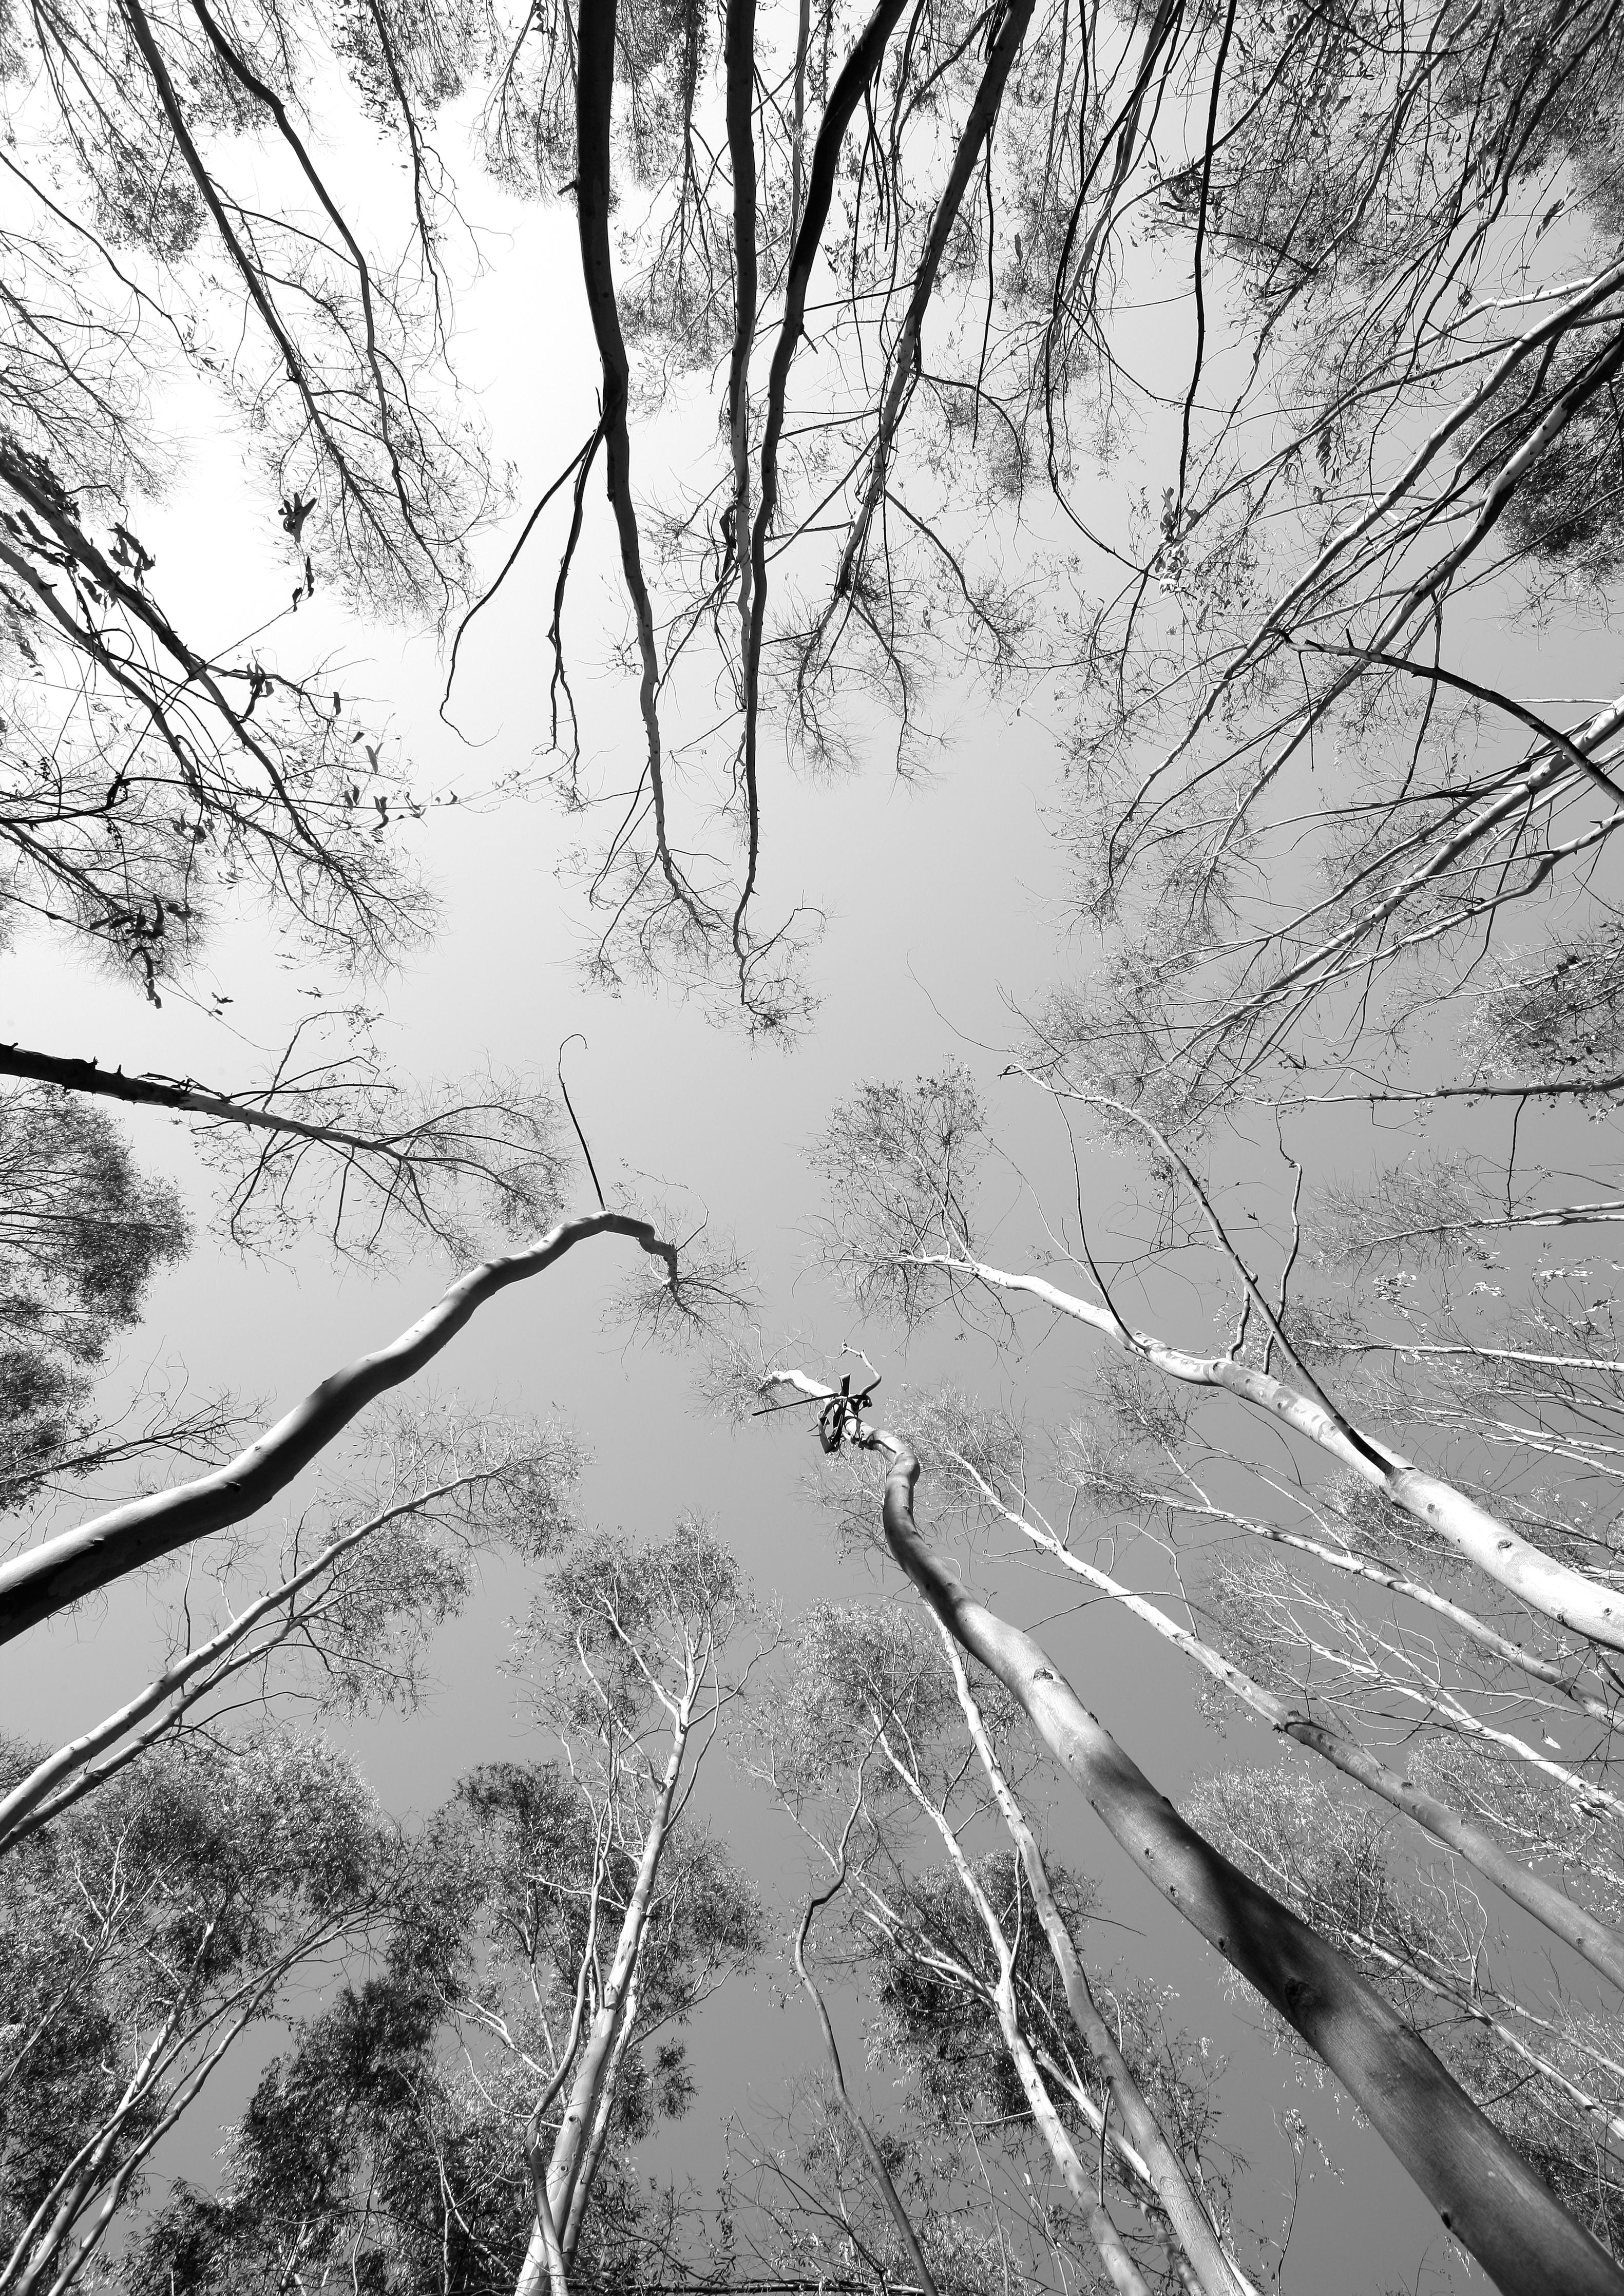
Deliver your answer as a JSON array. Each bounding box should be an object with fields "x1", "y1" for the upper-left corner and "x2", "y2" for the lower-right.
[
  {"x1": 830, "y1": 0, "x2": 1039, "y2": 608},
  {"x1": 572, "y1": 0, "x2": 701, "y2": 926},
  {"x1": 0, "y1": 1214, "x2": 678, "y2": 1647},
  {"x1": 759, "y1": 1374, "x2": 1624, "y2": 2296},
  {"x1": 737, "y1": 0, "x2": 911, "y2": 966}
]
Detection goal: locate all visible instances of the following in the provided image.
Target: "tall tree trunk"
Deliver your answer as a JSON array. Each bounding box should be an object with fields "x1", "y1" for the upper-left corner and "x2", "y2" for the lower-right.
[
  {"x1": 875, "y1": 1431, "x2": 1621, "y2": 2296},
  {"x1": 739, "y1": 0, "x2": 909, "y2": 948},
  {"x1": 938, "y1": 1621, "x2": 1254, "y2": 2296},
  {"x1": 560, "y1": 1976, "x2": 640, "y2": 2266},
  {"x1": 948, "y1": 1450, "x2": 1624, "y2": 1992},
  {"x1": 572, "y1": 0, "x2": 695, "y2": 923},
  {"x1": 724, "y1": 0, "x2": 757, "y2": 663},
  {"x1": 513, "y1": 1685, "x2": 697, "y2": 2296},
  {"x1": 878, "y1": 1729, "x2": 1150, "y2": 2296},
  {"x1": 762, "y1": 1372, "x2": 1624, "y2": 2296}
]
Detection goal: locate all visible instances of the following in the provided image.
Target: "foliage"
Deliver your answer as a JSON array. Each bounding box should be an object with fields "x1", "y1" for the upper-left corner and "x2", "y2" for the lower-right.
[
  {"x1": 1192, "y1": 1762, "x2": 1624, "y2": 2254},
  {"x1": 0, "y1": 1730, "x2": 393, "y2": 2295},
  {"x1": 0, "y1": 1083, "x2": 188, "y2": 1508}
]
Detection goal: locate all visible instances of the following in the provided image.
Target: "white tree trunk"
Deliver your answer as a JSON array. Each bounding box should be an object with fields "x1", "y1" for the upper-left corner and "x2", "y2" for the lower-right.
[
  {"x1": 880, "y1": 1731, "x2": 1150, "y2": 2296},
  {"x1": 762, "y1": 1371, "x2": 1624, "y2": 2296},
  {"x1": 939, "y1": 1622, "x2": 1256, "y2": 2296},
  {"x1": 513, "y1": 1683, "x2": 696, "y2": 2296},
  {"x1": 948, "y1": 1449, "x2": 1624, "y2": 1991}
]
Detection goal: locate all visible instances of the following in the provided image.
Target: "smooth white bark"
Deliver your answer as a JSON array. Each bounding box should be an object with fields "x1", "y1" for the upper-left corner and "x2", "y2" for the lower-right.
[
  {"x1": 939, "y1": 1622, "x2": 1255, "y2": 2296},
  {"x1": 0, "y1": 1213, "x2": 676, "y2": 1646},
  {"x1": 948, "y1": 1449, "x2": 1624, "y2": 1991},
  {"x1": 513, "y1": 1679, "x2": 697, "y2": 2296},
  {"x1": 907, "y1": 1248, "x2": 1624, "y2": 1650},
  {"x1": 760, "y1": 1371, "x2": 1624, "y2": 2296}
]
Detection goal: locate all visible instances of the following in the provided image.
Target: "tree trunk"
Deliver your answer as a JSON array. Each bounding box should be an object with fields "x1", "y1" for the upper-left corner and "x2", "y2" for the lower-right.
[
  {"x1": 761, "y1": 1373, "x2": 1623, "y2": 2296},
  {"x1": 912, "y1": 1248, "x2": 1624, "y2": 1649},
  {"x1": 560, "y1": 1976, "x2": 640, "y2": 2266},
  {"x1": 878, "y1": 1728, "x2": 1149, "y2": 2296},
  {"x1": 950, "y1": 1450, "x2": 1624, "y2": 1992},
  {"x1": 939, "y1": 1622, "x2": 1255, "y2": 2296},
  {"x1": 869, "y1": 1430, "x2": 1623, "y2": 2296},
  {"x1": 513, "y1": 1686, "x2": 696, "y2": 2296}
]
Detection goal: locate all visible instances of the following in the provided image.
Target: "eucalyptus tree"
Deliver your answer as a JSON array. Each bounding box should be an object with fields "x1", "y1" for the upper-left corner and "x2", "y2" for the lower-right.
[
  {"x1": 2, "y1": 0, "x2": 569, "y2": 1363},
  {"x1": 0, "y1": 1082, "x2": 194, "y2": 1510},
  {"x1": 1038, "y1": 0, "x2": 1624, "y2": 1133},
  {"x1": 0, "y1": 1403, "x2": 584, "y2": 1860},
  {"x1": 0, "y1": 1403, "x2": 587, "y2": 2295},
  {"x1": 0, "y1": 1034, "x2": 577, "y2": 1263},
  {"x1": 7, "y1": 7, "x2": 1624, "y2": 2294},
  {"x1": 506, "y1": 1516, "x2": 768, "y2": 2296},
  {"x1": 0, "y1": 1729, "x2": 400, "y2": 2296},
  {"x1": 9, "y1": 0, "x2": 1623, "y2": 1038},
  {"x1": 0, "y1": 1207, "x2": 695, "y2": 1646},
  {"x1": 108, "y1": 1521, "x2": 765, "y2": 2296},
  {"x1": 117, "y1": 1756, "x2": 760, "y2": 2296},
  {"x1": 751, "y1": 1597, "x2": 1254, "y2": 2296},
  {"x1": 402, "y1": 0, "x2": 1624, "y2": 1038},
  {"x1": 759, "y1": 1054, "x2": 1624, "y2": 2287},
  {"x1": 743, "y1": 1346, "x2": 1624, "y2": 2293},
  {"x1": 1191, "y1": 1761, "x2": 1624, "y2": 2255}
]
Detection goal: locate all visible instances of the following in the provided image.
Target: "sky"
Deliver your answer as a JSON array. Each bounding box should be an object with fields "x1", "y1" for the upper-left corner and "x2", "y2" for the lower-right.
[{"x1": 3, "y1": 71, "x2": 1603, "y2": 2295}]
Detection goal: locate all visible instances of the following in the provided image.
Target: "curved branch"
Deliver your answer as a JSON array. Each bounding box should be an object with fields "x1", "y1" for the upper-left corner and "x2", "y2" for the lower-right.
[
  {"x1": 907, "y1": 1215, "x2": 1624, "y2": 1652},
  {"x1": 0, "y1": 1212, "x2": 678, "y2": 1645}
]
